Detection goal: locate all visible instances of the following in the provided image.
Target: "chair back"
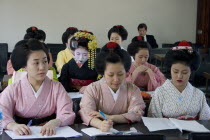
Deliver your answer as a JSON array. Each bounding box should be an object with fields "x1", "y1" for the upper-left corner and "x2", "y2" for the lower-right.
[
  {"x1": 162, "y1": 43, "x2": 174, "y2": 48},
  {"x1": 46, "y1": 43, "x2": 66, "y2": 62},
  {"x1": 0, "y1": 43, "x2": 8, "y2": 73},
  {"x1": 72, "y1": 98, "x2": 82, "y2": 124}
]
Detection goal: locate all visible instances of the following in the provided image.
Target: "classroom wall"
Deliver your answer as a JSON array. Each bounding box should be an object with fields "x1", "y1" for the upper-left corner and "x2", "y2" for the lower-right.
[{"x1": 0, "y1": 0, "x2": 197, "y2": 52}]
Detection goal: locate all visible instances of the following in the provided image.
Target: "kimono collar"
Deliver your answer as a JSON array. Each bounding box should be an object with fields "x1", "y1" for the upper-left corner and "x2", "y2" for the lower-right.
[{"x1": 164, "y1": 79, "x2": 193, "y2": 94}]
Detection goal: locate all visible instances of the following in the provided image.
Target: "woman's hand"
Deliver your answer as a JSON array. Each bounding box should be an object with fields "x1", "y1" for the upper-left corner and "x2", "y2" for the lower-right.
[
  {"x1": 11, "y1": 123, "x2": 31, "y2": 135},
  {"x1": 99, "y1": 120, "x2": 113, "y2": 132},
  {"x1": 40, "y1": 119, "x2": 61, "y2": 136},
  {"x1": 136, "y1": 65, "x2": 148, "y2": 73},
  {"x1": 89, "y1": 111, "x2": 104, "y2": 119}
]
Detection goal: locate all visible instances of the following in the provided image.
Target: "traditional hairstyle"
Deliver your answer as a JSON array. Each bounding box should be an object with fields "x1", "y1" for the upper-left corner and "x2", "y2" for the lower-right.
[
  {"x1": 70, "y1": 30, "x2": 98, "y2": 69},
  {"x1": 62, "y1": 27, "x2": 78, "y2": 44},
  {"x1": 137, "y1": 23, "x2": 147, "y2": 31},
  {"x1": 37, "y1": 29, "x2": 46, "y2": 41},
  {"x1": 131, "y1": 35, "x2": 144, "y2": 43},
  {"x1": 11, "y1": 39, "x2": 50, "y2": 71},
  {"x1": 108, "y1": 25, "x2": 128, "y2": 41},
  {"x1": 95, "y1": 42, "x2": 131, "y2": 75},
  {"x1": 165, "y1": 41, "x2": 200, "y2": 72},
  {"x1": 127, "y1": 41, "x2": 151, "y2": 59},
  {"x1": 23, "y1": 26, "x2": 46, "y2": 41}
]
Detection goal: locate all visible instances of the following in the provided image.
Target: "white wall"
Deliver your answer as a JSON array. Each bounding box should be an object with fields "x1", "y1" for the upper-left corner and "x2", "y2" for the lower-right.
[{"x1": 0, "y1": 0, "x2": 197, "y2": 52}]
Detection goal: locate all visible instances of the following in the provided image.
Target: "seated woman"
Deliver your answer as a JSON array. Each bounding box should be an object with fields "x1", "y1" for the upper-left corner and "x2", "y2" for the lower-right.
[
  {"x1": 148, "y1": 41, "x2": 210, "y2": 120},
  {"x1": 55, "y1": 27, "x2": 78, "y2": 73},
  {"x1": 108, "y1": 25, "x2": 128, "y2": 50},
  {"x1": 0, "y1": 39, "x2": 75, "y2": 136},
  {"x1": 59, "y1": 31, "x2": 98, "y2": 93},
  {"x1": 79, "y1": 42, "x2": 145, "y2": 132},
  {"x1": 126, "y1": 41, "x2": 166, "y2": 91},
  {"x1": 7, "y1": 26, "x2": 53, "y2": 76}
]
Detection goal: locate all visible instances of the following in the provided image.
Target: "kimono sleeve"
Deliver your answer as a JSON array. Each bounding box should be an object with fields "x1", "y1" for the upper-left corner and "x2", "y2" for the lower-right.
[
  {"x1": 0, "y1": 86, "x2": 16, "y2": 129},
  {"x1": 122, "y1": 86, "x2": 146, "y2": 122},
  {"x1": 55, "y1": 83, "x2": 75, "y2": 126},
  {"x1": 148, "y1": 66, "x2": 166, "y2": 91},
  {"x1": 199, "y1": 92, "x2": 210, "y2": 120},
  {"x1": 147, "y1": 88, "x2": 164, "y2": 117},
  {"x1": 79, "y1": 84, "x2": 98, "y2": 125},
  {"x1": 59, "y1": 63, "x2": 71, "y2": 92}
]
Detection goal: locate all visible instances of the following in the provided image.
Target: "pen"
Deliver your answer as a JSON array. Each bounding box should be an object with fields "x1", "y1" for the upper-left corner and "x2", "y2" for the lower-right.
[
  {"x1": 99, "y1": 110, "x2": 108, "y2": 120},
  {"x1": 27, "y1": 120, "x2": 33, "y2": 127}
]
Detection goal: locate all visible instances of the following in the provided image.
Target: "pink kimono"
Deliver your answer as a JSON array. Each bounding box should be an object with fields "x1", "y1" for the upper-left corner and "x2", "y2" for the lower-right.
[
  {"x1": 79, "y1": 78, "x2": 145, "y2": 125},
  {"x1": 126, "y1": 62, "x2": 166, "y2": 91},
  {"x1": 0, "y1": 75, "x2": 75, "y2": 129}
]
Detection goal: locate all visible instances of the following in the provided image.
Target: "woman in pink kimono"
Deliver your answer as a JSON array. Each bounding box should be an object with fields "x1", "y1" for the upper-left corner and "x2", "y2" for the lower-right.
[
  {"x1": 0, "y1": 39, "x2": 75, "y2": 136},
  {"x1": 148, "y1": 41, "x2": 210, "y2": 120},
  {"x1": 79, "y1": 42, "x2": 145, "y2": 132},
  {"x1": 126, "y1": 41, "x2": 166, "y2": 91}
]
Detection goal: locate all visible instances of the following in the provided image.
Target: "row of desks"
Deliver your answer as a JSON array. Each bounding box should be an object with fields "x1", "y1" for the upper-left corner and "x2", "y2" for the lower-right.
[{"x1": 1, "y1": 120, "x2": 210, "y2": 140}]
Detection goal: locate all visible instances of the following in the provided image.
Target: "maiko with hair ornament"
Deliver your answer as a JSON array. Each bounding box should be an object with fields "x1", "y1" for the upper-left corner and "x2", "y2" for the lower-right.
[{"x1": 59, "y1": 30, "x2": 98, "y2": 94}]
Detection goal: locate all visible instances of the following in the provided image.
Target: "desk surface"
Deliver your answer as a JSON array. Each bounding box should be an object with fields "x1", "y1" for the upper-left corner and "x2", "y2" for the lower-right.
[
  {"x1": 1, "y1": 120, "x2": 210, "y2": 140},
  {"x1": 153, "y1": 54, "x2": 166, "y2": 61}
]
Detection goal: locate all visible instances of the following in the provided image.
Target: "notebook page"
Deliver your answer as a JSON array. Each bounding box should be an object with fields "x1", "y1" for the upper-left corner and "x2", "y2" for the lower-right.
[
  {"x1": 81, "y1": 127, "x2": 118, "y2": 136},
  {"x1": 142, "y1": 117, "x2": 177, "y2": 132},
  {"x1": 5, "y1": 126, "x2": 82, "y2": 139},
  {"x1": 169, "y1": 118, "x2": 210, "y2": 132}
]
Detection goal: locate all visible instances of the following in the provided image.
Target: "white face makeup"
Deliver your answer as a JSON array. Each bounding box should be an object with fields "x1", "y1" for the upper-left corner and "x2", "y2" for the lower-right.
[{"x1": 74, "y1": 47, "x2": 89, "y2": 64}]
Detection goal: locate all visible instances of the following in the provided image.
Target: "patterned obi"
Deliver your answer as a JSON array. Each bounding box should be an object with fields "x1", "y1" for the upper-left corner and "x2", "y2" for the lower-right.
[{"x1": 70, "y1": 78, "x2": 95, "y2": 86}]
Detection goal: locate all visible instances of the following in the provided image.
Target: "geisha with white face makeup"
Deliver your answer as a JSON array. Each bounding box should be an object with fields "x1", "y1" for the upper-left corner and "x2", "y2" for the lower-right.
[
  {"x1": 74, "y1": 47, "x2": 89, "y2": 67},
  {"x1": 59, "y1": 31, "x2": 98, "y2": 93}
]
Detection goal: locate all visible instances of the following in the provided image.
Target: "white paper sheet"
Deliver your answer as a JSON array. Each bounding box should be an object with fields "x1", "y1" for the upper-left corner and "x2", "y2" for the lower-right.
[
  {"x1": 142, "y1": 117, "x2": 177, "y2": 132},
  {"x1": 5, "y1": 126, "x2": 82, "y2": 139},
  {"x1": 67, "y1": 92, "x2": 83, "y2": 99},
  {"x1": 81, "y1": 127, "x2": 118, "y2": 136}
]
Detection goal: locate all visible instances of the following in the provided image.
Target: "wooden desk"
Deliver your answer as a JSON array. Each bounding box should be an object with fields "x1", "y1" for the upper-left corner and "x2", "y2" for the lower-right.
[
  {"x1": 1, "y1": 120, "x2": 210, "y2": 140},
  {"x1": 153, "y1": 54, "x2": 166, "y2": 71}
]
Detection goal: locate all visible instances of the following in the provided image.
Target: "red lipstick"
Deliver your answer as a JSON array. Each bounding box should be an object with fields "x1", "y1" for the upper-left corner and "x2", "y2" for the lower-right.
[{"x1": 177, "y1": 80, "x2": 183, "y2": 83}]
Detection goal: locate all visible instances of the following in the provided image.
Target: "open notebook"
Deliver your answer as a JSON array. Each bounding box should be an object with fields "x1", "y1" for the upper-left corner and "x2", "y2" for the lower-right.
[{"x1": 142, "y1": 117, "x2": 210, "y2": 132}]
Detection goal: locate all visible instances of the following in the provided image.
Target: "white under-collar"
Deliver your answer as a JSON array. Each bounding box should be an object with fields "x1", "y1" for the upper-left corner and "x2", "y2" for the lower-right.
[
  {"x1": 144, "y1": 35, "x2": 147, "y2": 41},
  {"x1": 107, "y1": 86, "x2": 120, "y2": 101},
  {"x1": 30, "y1": 81, "x2": 44, "y2": 98}
]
